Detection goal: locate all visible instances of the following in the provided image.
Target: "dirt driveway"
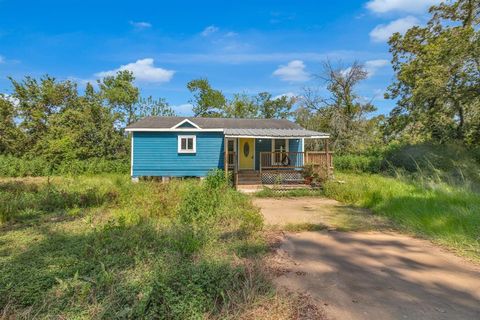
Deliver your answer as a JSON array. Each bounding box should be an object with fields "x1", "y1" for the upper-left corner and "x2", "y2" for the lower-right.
[{"x1": 253, "y1": 197, "x2": 480, "y2": 320}]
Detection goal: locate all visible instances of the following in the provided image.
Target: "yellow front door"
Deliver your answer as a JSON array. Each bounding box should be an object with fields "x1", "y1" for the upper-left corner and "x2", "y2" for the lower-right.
[{"x1": 239, "y1": 138, "x2": 255, "y2": 169}]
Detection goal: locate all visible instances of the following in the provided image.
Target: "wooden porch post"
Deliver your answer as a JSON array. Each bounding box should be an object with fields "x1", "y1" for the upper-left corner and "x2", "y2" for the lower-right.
[{"x1": 324, "y1": 138, "x2": 330, "y2": 179}]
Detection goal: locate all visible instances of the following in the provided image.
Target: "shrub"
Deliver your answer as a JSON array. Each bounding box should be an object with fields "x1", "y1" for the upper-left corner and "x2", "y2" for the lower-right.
[
  {"x1": 382, "y1": 142, "x2": 480, "y2": 190},
  {"x1": 0, "y1": 174, "x2": 269, "y2": 319},
  {"x1": 0, "y1": 155, "x2": 129, "y2": 177},
  {"x1": 334, "y1": 154, "x2": 382, "y2": 173},
  {"x1": 0, "y1": 177, "x2": 118, "y2": 223},
  {"x1": 140, "y1": 259, "x2": 255, "y2": 319}
]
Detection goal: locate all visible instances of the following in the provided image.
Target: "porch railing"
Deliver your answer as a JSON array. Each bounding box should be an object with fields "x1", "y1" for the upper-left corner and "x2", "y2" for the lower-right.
[
  {"x1": 259, "y1": 152, "x2": 305, "y2": 170},
  {"x1": 227, "y1": 150, "x2": 334, "y2": 186},
  {"x1": 260, "y1": 151, "x2": 334, "y2": 178}
]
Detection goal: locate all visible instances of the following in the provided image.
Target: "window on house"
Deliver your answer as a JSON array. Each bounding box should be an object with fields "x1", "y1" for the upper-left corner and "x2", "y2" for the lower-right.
[
  {"x1": 227, "y1": 139, "x2": 235, "y2": 165},
  {"x1": 273, "y1": 139, "x2": 288, "y2": 164},
  {"x1": 178, "y1": 135, "x2": 196, "y2": 153}
]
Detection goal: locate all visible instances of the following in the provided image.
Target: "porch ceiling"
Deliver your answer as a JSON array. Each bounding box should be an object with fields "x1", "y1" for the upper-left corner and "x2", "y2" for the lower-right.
[{"x1": 224, "y1": 128, "x2": 329, "y2": 139}]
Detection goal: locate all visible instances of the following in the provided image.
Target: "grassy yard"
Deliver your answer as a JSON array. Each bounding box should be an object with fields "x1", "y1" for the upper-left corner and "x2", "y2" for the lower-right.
[
  {"x1": 324, "y1": 173, "x2": 480, "y2": 261},
  {"x1": 0, "y1": 172, "x2": 311, "y2": 319}
]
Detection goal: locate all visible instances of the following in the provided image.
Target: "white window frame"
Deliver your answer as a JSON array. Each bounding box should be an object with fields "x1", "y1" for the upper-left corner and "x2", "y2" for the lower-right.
[
  {"x1": 178, "y1": 135, "x2": 196, "y2": 153},
  {"x1": 271, "y1": 138, "x2": 289, "y2": 165},
  {"x1": 226, "y1": 138, "x2": 237, "y2": 166}
]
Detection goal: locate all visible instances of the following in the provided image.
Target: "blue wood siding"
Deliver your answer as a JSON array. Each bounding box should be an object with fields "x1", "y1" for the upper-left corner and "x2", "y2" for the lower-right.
[
  {"x1": 289, "y1": 139, "x2": 303, "y2": 167},
  {"x1": 176, "y1": 121, "x2": 197, "y2": 128},
  {"x1": 255, "y1": 138, "x2": 271, "y2": 170},
  {"x1": 132, "y1": 132, "x2": 224, "y2": 177}
]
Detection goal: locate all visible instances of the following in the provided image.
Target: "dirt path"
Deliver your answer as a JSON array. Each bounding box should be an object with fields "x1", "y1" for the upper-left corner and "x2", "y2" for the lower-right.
[{"x1": 254, "y1": 197, "x2": 480, "y2": 320}]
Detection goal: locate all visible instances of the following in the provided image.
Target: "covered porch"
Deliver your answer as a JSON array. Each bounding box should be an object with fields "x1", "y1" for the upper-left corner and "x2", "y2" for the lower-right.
[{"x1": 223, "y1": 128, "x2": 333, "y2": 187}]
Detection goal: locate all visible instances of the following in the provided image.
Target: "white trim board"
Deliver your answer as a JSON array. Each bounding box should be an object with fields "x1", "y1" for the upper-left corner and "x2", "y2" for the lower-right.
[
  {"x1": 130, "y1": 133, "x2": 134, "y2": 177},
  {"x1": 178, "y1": 135, "x2": 197, "y2": 153},
  {"x1": 171, "y1": 119, "x2": 201, "y2": 129}
]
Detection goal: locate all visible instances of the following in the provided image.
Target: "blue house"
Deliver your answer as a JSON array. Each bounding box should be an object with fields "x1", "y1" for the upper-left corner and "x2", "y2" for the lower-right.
[{"x1": 126, "y1": 117, "x2": 331, "y2": 185}]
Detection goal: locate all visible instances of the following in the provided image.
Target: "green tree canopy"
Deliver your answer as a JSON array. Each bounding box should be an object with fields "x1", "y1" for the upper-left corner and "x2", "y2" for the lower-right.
[
  {"x1": 255, "y1": 92, "x2": 295, "y2": 119},
  {"x1": 0, "y1": 95, "x2": 23, "y2": 155},
  {"x1": 98, "y1": 70, "x2": 139, "y2": 125},
  {"x1": 296, "y1": 61, "x2": 382, "y2": 153},
  {"x1": 386, "y1": 0, "x2": 480, "y2": 145},
  {"x1": 187, "y1": 78, "x2": 226, "y2": 117}
]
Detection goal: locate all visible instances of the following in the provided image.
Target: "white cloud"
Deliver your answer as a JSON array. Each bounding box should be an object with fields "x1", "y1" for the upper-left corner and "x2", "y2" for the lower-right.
[
  {"x1": 273, "y1": 60, "x2": 310, "y2": 82},
  {"x1": 370, "y1": 16, "x2": 419, "y2": 42},
  {"x1": 365, "y1": 59, "x2": 389, "y2": 76},
  {"x1": 129, "y1": 21, "x2": 152, "y2": 29},
  {"x1": 172, "y1": 103, "x2": 194, "y2": 116},
  {"x1": 129, "y1": 21, "x2": 152, "y2": 30},
  {"x1": 95, "y1": 58, "x2": 175, "y2": 83},
  {"x1": 224, "y1": 31, "x2": 238, "y2": 37},
  {"x1": 201, "y1": 25, "x2": 219, "y2": 37},
  {"x1": 366, "y1": 0, "x2": 441, "y2": 14},
  {"x1": 0, "y1": 55, "x2": 4, "y2": 63},
  {"x1": 1, "y1": 94, "x2": 19, "y2": 106},
  {"x1": 273, "y1": 92, "x2": 298, "y2": 100}
]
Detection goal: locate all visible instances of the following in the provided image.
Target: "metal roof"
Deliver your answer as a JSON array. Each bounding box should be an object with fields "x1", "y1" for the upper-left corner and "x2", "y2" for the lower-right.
[{"x1": 224, "y1": 128, "x2": 329, "y2": 138}]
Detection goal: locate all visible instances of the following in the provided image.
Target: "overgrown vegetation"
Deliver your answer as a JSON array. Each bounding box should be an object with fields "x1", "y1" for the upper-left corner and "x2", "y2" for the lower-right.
[
  {"x1": 0, "y1": 155, "x2": 129, "y2": 177},
  {"x1": 0, "y1": 171, "x2": 303, "y2": 319},
  {"x1": 254, "y1": 187, "x2": 324, "y2": 198},
  {"x1": 324, "y1": 172, "x2": 480, "y2": 261}
]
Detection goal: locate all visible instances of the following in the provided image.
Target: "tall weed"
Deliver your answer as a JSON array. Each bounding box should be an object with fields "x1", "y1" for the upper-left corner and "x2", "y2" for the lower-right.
[{"x1": 325, "y1": 172, "x2": 480, "y2": 260}]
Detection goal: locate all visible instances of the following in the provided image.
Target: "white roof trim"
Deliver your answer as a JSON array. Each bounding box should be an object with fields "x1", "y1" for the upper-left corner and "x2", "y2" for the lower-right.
[
  {"x1": 125, "y1": 128, "x2": 224, "y2": 132},
  {"x1": 171, "y1": 119, "x2": 201, "y2": 129}
]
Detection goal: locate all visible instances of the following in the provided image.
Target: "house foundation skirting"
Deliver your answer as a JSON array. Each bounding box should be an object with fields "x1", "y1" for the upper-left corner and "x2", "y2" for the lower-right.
[{"x1": 261, "y1": 170, "x2": 304, "y2": 185}]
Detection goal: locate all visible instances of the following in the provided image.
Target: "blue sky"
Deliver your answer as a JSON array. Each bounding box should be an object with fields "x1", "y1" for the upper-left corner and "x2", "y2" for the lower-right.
[{"x1": 0, "y1": 0, "x2": 439, "y2": 116}]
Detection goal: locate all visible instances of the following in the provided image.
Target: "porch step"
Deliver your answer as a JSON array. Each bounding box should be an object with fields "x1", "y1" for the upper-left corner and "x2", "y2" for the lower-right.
[
  {"x1": 237, "y1": 180, "x2": 261, "y2": 185},
  {"x1": 237, "y1": 170, "x2": 261, "y2": 185}
]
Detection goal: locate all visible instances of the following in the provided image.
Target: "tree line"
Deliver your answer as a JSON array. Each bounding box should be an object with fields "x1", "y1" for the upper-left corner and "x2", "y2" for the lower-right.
[{"x1": 0, "y1": 0, "x2": 478, "y2": 171}]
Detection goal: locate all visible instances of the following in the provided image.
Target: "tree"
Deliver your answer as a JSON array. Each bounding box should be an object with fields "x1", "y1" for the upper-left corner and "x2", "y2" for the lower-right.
[
  {"x1": 134, "y1": 96, "x2": 176, "y2": 120},
  {"x1": 9, "y1": 75, "x2": 78, "y2": 151},
  {"x1": 34, "y1": 82, "x2": 127, "y2": 165},
  {"x1": 98, "y1": 70, "x2": 139, "y2": 125},
  {"x1": 0, "y1": 95, "x2": 23, "y2": 154},
  {"x1": 223, "y1": 93, "x2": 258, "y2": 118},
  {"x1": 296, "y1": 61, "x2": 381, "y2": 153},
  {"x1": 255, "y1": 92, "x2": 295, "y2": 119},
  {"x1": 3, "y1": 75, "x2": 133, "y2": 164},
  {"x1": 386, "y1": 0, "x2": 480, "y2": 145},
  {"x1": 187, "y1": 78, "x2": 226, "y2": 117}
]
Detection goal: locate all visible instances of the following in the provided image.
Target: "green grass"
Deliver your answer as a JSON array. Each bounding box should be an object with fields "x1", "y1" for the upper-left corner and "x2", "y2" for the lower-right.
[
  {"x1": 254, "y1": 187, "x2": 324, "y2": 198},
  {"x1": 0, "y1": 171, "x2": 294, "y2": 319},
  {"x1": 324, "y1": 172, "x2": 480, "y2": 261}
]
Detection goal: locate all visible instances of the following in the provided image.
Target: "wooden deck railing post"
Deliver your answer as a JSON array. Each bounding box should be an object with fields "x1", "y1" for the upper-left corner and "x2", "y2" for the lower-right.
[
  {"x1": 259, "y1": 152, "x2": 263, "y2": 176},
  {"x1": 324, "y1": 139, "x2": 330, "y2": 179}
]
